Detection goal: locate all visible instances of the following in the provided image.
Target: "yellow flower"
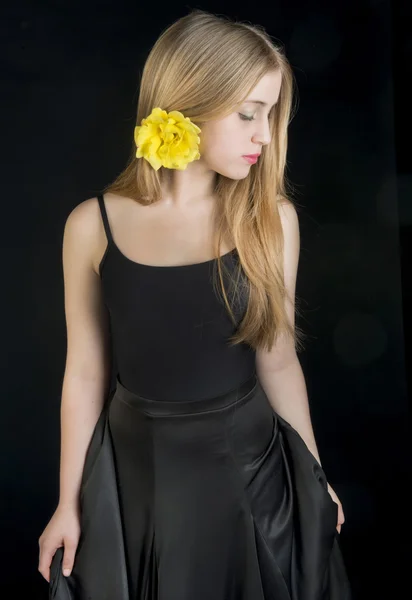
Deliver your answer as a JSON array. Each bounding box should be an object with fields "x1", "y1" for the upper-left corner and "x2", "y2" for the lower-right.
[{"x1": 134, "y1": 107, "x2": 202, "y2": 171}]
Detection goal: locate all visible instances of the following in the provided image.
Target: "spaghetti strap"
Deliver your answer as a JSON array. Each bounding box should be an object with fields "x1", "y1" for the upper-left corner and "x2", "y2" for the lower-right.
[{"x1": 97, "y1": 193, "x2": 113, "y2": 245}]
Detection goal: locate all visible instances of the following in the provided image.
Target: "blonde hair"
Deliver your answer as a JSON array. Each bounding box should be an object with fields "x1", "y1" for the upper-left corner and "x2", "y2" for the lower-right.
[{"x1": 103, "y1": 9, "x2": 306, "y2": 353}]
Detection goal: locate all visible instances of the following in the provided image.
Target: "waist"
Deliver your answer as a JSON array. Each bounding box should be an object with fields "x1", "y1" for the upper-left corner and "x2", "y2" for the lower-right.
[{"x1": 112, "y1": 373, "x2": 258, "y2": 417}]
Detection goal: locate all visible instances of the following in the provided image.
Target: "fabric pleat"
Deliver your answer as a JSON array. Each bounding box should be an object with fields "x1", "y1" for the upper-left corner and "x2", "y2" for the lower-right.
[{"x1": 49, "y1": 375, "x2": 351, "y2": 600}]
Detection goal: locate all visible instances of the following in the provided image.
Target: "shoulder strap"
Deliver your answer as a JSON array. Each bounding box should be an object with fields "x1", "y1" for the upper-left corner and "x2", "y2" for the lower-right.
[{"x1": 97, "y1": 194, "x2": 113, "y2": 244}]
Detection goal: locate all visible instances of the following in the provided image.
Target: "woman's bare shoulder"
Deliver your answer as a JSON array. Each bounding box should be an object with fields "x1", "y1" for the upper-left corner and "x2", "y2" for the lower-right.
[
  {"x1": 65, "y1": 195, "x2": 102, "y2": 227},
  {"x1": 63, "y1": 196, "x2": 106, "y2": 275}
]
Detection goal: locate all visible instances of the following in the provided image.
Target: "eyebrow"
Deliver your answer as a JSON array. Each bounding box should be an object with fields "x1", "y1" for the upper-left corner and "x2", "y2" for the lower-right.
[
  {"x1": 243, "y1": 99, "x2": 278, "y2": 109},
  {"x1": 244, "y1": 100, "x2": 268, "y2": 106}
]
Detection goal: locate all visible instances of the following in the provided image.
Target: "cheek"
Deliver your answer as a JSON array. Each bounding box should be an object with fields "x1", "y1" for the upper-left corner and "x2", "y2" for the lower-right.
[
  {"x1": 200, "y1": 127, "x2": 251, "y2": 180},
  {"x1": 200, "y1": 125, "x2": 241, "y2": 162}
]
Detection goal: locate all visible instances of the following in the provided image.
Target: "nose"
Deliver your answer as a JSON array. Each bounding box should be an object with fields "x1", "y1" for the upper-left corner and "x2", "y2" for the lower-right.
[{"x1": 252, "y1": 119, "x2": 271, "y2": 146}]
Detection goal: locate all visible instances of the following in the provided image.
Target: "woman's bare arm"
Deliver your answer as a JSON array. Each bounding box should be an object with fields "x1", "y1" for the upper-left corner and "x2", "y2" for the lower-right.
[{"x1": 58, "y1": 198, "x2": 112, "y2": 509}]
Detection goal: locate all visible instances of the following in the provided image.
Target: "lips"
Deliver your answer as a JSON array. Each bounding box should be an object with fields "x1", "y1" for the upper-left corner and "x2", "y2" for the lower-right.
[{"x1": 242, "y1": 154, "x2": 260, "y2": 165}]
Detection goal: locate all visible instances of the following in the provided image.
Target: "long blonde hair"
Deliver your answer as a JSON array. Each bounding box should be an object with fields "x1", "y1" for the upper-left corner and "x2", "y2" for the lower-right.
[{"x1": 103, "y1": 9, "x2": 306, "y2": 353}]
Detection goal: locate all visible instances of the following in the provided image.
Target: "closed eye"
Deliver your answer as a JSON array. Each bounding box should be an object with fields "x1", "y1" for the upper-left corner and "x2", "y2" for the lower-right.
[
  {"x1": 239, "y1": 113, "x2": 255, "y2": 121},
  {"x1": 239, "y1": 108, "x2": 275, "y2": 122}
]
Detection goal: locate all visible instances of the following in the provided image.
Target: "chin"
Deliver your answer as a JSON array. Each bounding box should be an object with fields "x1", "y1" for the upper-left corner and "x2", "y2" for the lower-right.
[
  {"x1": 229, "y1": 170, "x2": 251, "y2": 181},
  {"x1": 215, "y1": 166, "x2": 251, "y2": 181}
]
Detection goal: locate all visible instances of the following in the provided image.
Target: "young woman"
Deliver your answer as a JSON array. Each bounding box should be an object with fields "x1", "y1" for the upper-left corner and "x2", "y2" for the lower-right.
[{"x1": 38, "y1": 9, "x2": 351, "y2": 600}]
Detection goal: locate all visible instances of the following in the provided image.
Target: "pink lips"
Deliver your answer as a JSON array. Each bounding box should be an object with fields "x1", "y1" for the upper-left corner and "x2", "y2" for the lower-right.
[{"x1": 242, "y1": 154, "x2": 260, "y2": 164}]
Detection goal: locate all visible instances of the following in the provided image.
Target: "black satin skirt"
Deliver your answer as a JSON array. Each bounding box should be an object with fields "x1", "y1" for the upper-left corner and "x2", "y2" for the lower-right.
[{"x1": 49, "y1": 373, "x2": 352, "y2": 600}]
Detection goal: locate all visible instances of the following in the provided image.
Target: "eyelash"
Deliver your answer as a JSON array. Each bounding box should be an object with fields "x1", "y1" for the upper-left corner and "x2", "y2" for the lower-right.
[
  {"x1": 239, "y1": 113, "x2": 255, "y2": 121},
  {"x1": 238, "y1": 110, "x2": 274, "y2": 122}
]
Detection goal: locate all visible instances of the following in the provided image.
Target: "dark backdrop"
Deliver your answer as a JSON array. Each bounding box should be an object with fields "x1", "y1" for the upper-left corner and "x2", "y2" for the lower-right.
[{"x1": 1, "y1": 1, "x2": 408, "y2": 598}]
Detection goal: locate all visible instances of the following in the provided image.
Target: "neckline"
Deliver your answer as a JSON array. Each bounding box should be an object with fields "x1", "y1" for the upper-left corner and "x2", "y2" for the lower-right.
[{"x1": 111, "y1": 241, "x2": 237, "y2": 270}]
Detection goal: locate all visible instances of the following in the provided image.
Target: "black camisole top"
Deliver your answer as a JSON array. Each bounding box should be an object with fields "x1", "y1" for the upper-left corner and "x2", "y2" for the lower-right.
[{"x1": 97, "y1": 194, "x2": 256, "y2": 401}]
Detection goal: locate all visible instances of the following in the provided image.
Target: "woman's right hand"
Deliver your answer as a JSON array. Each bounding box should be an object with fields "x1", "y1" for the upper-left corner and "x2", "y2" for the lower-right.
[{"x1": 38, "y1": 504, "x2": 81, "y2": 583}]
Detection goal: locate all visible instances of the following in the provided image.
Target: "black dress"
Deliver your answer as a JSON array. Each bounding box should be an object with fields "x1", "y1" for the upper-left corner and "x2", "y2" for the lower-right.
[{"x1": 49, "y1": 194, "x2": 352, "y2": 600}]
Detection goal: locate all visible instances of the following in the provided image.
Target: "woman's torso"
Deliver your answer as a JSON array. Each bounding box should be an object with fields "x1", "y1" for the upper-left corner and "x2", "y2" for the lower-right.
[{"x1": 96, "y1": 193, "x2": 256, "y2": 401}]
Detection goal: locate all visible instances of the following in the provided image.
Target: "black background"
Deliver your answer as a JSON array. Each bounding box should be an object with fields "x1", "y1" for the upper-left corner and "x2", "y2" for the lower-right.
[{"x1": 1, "y1": 1, "x2": 409, "y2": 598}]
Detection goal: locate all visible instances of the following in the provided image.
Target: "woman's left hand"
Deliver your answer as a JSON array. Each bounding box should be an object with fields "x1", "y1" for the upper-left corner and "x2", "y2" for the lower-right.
[{"x1": 327, "y1": 482, "x2": 345, "y2": 533}]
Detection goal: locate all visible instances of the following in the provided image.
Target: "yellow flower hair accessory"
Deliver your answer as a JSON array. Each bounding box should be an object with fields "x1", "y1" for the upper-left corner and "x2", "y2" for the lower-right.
[{"x1": 134, "y1": 107, "x2": 201, "y2": 171}]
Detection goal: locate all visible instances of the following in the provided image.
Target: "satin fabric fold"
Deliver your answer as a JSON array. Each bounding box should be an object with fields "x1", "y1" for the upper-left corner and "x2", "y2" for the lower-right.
[{"x1": 49, "y1": 376, "x2": 351, "y2": 600}]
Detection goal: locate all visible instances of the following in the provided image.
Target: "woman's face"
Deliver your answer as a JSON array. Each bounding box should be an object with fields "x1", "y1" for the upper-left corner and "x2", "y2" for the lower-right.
[{"x1": 199, "y1": 69, "x2": 282, "y2": 180}]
